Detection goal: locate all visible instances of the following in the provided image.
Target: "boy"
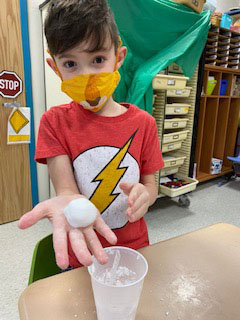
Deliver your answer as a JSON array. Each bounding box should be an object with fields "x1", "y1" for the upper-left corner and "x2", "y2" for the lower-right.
[{"x1": 19, "y1": 0, "x2": 164, "y2": 269}]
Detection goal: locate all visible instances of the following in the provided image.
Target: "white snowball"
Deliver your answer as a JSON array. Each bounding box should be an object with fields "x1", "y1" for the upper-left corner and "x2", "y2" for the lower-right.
[{"x1": 64, "y1": 198, "x2": 98, "y2": 228}]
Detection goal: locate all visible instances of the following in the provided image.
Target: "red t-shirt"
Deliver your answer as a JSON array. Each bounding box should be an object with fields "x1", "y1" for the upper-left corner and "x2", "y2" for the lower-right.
[{"x1": 36, "y1": 102, "x2": 164, "y2": 267}]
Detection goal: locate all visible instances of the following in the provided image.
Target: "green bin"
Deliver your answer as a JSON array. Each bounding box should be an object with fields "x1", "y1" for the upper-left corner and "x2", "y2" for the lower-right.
[{"x1": 207, "y1": 80, "x2": 217, "y2": 96}]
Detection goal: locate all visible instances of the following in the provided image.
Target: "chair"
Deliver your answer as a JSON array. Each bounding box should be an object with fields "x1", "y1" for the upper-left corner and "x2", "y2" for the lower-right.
[
  {"x1": 227, "y1": 115, "x2": 240, "y2": 177},
  {"x1": 227, "y1": 152, "x2": 240, "y2": 177},
  {"x1": 28, "y1": 234, "x2": 61, "y2": 285}
]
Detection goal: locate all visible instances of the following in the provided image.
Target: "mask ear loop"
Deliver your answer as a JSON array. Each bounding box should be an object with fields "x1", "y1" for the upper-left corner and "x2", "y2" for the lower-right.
[
  {"x1": 114, "y1": 37, "x2": 123, "y2": 71},
  {"x1": 46, "y1": 49, "x2": 63, "y2": 80}
]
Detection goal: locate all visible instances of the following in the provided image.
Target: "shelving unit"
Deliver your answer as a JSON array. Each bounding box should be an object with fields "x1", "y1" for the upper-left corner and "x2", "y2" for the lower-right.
[
  {"x1": 153, "y1": 65, "x2": 199, "y2": 205},
  {"x1": 194, "y1": 64, "x2": 240, "y2": 182},
  {"x1": 206, "y1": 26, "x2": 240, "y2": 69}
]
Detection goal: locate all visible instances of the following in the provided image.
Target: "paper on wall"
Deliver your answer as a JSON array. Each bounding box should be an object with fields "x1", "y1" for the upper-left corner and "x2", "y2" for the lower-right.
[{"x1": 7, "y1": 107, "x2": 30, "y2": 144}]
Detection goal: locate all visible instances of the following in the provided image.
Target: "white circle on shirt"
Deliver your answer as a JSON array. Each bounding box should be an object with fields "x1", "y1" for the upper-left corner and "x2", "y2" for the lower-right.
[{"x1": 73, "y1": 146, "x2": 140, "y2": 229}]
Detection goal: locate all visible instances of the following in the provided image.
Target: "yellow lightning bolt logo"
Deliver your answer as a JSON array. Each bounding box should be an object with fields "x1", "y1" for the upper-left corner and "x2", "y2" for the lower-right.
[{"x1": 89, "y1": 131, "x2": 137, "y2": 214}]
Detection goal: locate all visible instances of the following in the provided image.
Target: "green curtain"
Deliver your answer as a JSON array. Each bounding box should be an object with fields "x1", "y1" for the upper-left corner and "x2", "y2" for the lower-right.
[{"x1": 108, "y1": 0, "x2": 211, "y2": 113}]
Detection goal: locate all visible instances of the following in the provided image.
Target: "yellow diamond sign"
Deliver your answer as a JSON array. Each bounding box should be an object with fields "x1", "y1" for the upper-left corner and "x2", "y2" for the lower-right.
[{"x1": 10, "y1": 109, "x2": 29, "y2": 134}]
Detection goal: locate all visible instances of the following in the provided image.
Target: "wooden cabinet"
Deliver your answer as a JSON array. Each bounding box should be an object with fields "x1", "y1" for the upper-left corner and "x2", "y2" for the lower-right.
[{"x1": 195, "y1": 65, "x2": 240, "y2": 182}]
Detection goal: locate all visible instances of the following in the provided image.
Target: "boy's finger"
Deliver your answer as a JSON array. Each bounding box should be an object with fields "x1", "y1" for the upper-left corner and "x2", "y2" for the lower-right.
[
  {"x1": 83, "y1": 227, "x2": 108, "y2": 265},
  {"x1": 119, "y1": 182, "x2": 134, "y2": 196},
  {"x1": 94, "y1": 216, "x2": 117, "y2": 244},
  {"x1": 18, "y1": 202, "x2": 48, "y2": 229},
  {"x1": 69, "y1": 228, "x2": 93, "y2": 266},
  {"x1": 128, "y1": 202, "x2": 149, "y2": 223},
  {"x1": 52, "y1": 215, "x2": 69, "y2": 269},
  {"x1": 127, "y1": 192, "x2": 145, "y2": 215},
  {"x1": 127, "y1": 186, "x2": 139, "y2": 207}
]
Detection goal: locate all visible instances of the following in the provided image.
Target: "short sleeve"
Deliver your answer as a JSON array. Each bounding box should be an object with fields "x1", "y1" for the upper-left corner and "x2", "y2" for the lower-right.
[
  {"x1": 141, "y1": 118, "x2": 164, "y2": 175},
  {"x1": 35, "y1": 112, "x2": 68, "y2": 164}
]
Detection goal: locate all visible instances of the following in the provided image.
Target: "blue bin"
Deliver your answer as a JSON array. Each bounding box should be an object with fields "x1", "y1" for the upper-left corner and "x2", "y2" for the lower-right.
[
  {"x1": 220, "y1": 80, "x2": 228, "y2": 96},
  {"x1": 220, "y1": 14, "x2": 233, "y2": 29}
]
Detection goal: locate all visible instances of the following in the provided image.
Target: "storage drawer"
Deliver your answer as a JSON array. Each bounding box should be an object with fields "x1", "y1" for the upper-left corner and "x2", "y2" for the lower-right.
[
  {"x1": 168, "y1": 63, "x2": 184, "y2": 74},
  {"x1": 160, "y1": 174, "x2": 198, "y2": 197},
  {"x1": 162, "y1": 141, "x2": 182, "y2": 153},
  {"x1": 153, "y1": 74, "x2": 189, "y2": 90},
  {"x1": 165, "y1": 103, "x2": 190, "y2": 115},
  {"x1": 163, "y1": 156, "x2": 186, "y2": 168},
  {"x1": 164, "y1": 118, "x2": 188, "y2": 129},
  {"x1": 163, "y1": 130, "x2": 189, "y2": 143},
  {"x1": 167, "y1": 87, "x2": 192, "y2": 97},
  {"x1": 160, "y1": 166, "x2": 179, "y2": 177}
]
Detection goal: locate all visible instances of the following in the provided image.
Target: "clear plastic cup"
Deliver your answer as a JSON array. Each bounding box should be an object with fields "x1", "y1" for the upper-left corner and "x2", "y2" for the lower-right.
[{"x1": 88, "y1": 246, "x2": 148, "y2": 320}]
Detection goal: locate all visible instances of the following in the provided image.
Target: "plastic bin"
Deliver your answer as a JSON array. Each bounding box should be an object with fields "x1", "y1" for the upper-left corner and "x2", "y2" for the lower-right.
[
  {"x1": 207, "y1": 48, "x2": 218, "y2": 53},
  {"x1": 162, "y1": 141, "x2": 182, "y2": 153},
  {"x1": 229, "y1": 65, "x2": 239, "y2": 69},
  {"x1": 207, "y1": 80, "x2": 217, "y2": 96},
  {"x1": 164, "y1": 118, "x2": 188, "y2": 129},
  {"x1": 159, "y1": 174, "x2": 198, "y2": 197},
  {"x1": 220, "y1": 29, "x2": 231, "y2": 37},
  {"x1": 216, "y1": 62, "x2": 228, "y2": 68},
  {"x1": 163, "y1": 156, "x2": 186, "y2": 169},
  {"x1": 167, "y1": 87, "x2": 192, "y2": 97},
  {"x1": 160, "y1": 166, "x2": 179, "y2": 177},
  {"x1": 218, "y1": 45, "x2": 230, "y2": 51},
  {"x1": 153, "y1": 74, "x2": 189, "y2": 90},
  {"x1": 165, "y1": 103, "x2": 190, "y2": 115},
  {"x1": 220, "y1": 80, "x2": 228, "y2": 96},
  {"x1": 168, "y1": 63, "x2": 184, "y2": 74},
  {"x1": 218, "y1": 37, "x2": 231, "y2": 44},
  {"x1": 163, "y1": 130, "x2": 189, "y2": 143}
]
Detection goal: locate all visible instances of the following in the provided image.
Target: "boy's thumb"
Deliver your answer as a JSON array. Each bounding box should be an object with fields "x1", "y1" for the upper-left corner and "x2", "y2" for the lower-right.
[
  {"x1": 119, "y1": 182, "x2": 134, "y2": 195},
  {"x1": 18, "y1": 203, "x2": 46, "y2": 229}
]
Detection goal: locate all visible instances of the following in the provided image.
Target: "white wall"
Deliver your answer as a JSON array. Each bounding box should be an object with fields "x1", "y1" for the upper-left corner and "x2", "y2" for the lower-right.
[
  {"x1": 27, "y1": 0, "x2": 49, "y2": 202},
  {"x1": 216, "y1": 0, "x2": 240, "y2": 13},
  {"x1": 27, "y1": 0, "x2": 71, "y2": 200}
]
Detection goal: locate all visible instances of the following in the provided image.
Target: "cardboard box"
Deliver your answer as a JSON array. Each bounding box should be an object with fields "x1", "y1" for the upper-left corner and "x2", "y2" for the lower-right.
[
  {"x1": 172, "y1": 0, "x2": 206, "y2": 13},
  {"x1": 210, "y1": 158, "x2": 223, "y2": 175}
]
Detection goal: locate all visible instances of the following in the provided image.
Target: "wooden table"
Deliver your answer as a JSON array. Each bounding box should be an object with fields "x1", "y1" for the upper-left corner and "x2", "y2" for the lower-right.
[{"x1": 18, "y1": 224, "x2": 240, "y2": 319}]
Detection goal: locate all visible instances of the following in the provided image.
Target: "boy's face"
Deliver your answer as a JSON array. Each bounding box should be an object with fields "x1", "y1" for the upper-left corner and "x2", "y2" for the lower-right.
[{"x1": 51, "y1": 37, "x2": 118, "y2": 81}]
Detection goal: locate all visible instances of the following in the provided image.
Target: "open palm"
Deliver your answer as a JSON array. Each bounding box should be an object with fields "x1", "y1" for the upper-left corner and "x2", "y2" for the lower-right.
[{"x1": 18, "y1": 195, "x2": 117, "y2": 269}]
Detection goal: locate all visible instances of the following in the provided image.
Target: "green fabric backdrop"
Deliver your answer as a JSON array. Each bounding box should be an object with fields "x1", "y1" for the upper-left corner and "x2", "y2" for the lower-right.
[{"x1": 108, "y1": 0, "x2": 211, "y2": 113}]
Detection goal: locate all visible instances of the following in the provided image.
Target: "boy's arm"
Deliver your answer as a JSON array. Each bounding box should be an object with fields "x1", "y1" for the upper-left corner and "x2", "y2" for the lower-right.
[
  {"x1": 119, "y1": 173, "x2": 157, "y2": 223},
  {"x1": 18, "y1": 155, "x2": 117, "y2": 269},
  {"x1": 140, "y1": 173, "x2": 158, "y2": 206},
  {"x1": 47, "y1": 154, "x2": 80, "y2": 195}
]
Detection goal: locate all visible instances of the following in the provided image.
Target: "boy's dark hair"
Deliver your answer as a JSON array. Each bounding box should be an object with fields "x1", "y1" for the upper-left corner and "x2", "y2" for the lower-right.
[{"x1": 45, "y1": 0, "x2": 119, "y2": 56}]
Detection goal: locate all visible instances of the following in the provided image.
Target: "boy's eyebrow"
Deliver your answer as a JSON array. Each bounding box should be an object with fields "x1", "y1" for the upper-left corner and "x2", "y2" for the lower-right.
[
  {"x1": 78, "y1": 47, "x2": 109, "y2": 53},
  {"x1": 57, "y1": 53, "x2": 76, "y2": 59},
  {"x1": 57, "y1": 47, "x2": 109, "y2": 59}
]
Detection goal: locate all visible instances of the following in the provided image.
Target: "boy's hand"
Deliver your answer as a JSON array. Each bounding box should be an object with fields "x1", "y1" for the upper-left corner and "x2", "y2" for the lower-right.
[
  {"x1": 119, "y1": 182, "x2": 150, "y2": 223},
  {"x1": 18, "y1": 195, "x2": 117, "y2": 269}
]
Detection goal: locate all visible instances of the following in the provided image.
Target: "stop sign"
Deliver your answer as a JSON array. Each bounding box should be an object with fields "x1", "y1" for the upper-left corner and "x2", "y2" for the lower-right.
[{"x1": 0, "y1": 70, "x2": 23, "y2": 99}]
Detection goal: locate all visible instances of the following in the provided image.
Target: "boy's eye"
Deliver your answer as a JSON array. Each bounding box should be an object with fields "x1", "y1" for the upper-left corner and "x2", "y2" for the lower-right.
[
  {"x1": 64, "y1": 61, "x2": 76, "y2": 68},
  {"x1": 93, "y1": 56, "x2": 105, "y2": 64}
]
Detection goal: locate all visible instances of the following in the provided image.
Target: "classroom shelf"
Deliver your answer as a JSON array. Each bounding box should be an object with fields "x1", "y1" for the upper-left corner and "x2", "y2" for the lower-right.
[
  {"x1": 206, "y1": 26, "x2": 240, "y2": 70},
  {"x1": 197, "y1": 167, "x2": 233, "y2": 182},
  {"x1": 194, "y1": 65, "x2": 240, "y2": 182}
]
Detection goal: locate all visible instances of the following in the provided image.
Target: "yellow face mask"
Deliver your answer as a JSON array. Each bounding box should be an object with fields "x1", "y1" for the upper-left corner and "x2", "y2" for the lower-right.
[
  {"x1": 50, "y1": 40, "x2": 122, "y2": 112},
  {"x1": 61, "y1": 70, "x2": 121, "y2": 112}
]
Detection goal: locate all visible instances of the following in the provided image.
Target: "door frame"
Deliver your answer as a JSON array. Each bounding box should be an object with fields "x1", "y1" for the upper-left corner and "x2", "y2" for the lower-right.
[{"x1": 20, "y1": 0, "x2": 39, "y2": 206}]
